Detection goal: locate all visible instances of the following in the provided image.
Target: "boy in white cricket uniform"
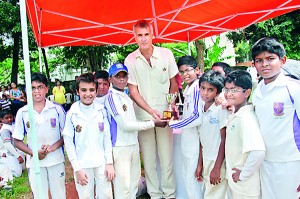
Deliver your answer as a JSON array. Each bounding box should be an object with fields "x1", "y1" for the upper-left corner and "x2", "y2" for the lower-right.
[
  {"x1": 105, "y1": 63, "x2": 166, "y2": 199},
  {"x1": 63, "y1": 73, "x2": 115, "y2": 199},
  {"x1": 0, "y1": 110, "x2": 24, "y2": 177},
  {"x1": 251, "y1": 37, "x2": 300, "y2": 199},
  {"x1": 196, "y1": 70, "x2": 228, "y2": 199},
  {"x1": 13, "y1": 72, "x2": 66, "y2": 199},
  {"x1": 169, "y1": 56, "x2": 203, "y2": 199},
  {"x1": 224, "y1": 70, "x2": 265, "y2": 199},
  {"x1": 0, "y1": 135, "x2": 13, "y2": 190}
]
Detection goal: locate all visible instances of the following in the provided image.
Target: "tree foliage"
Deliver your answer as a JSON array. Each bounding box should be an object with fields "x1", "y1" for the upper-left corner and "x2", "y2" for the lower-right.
[{"x1": 227, "y1": 10, "x2": 300, "y2": 61}]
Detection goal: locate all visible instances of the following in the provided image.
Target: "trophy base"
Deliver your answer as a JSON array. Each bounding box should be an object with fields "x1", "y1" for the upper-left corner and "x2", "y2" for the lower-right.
[{"x1": 163, "y1": 110, "x2": 178, "y2": 120}]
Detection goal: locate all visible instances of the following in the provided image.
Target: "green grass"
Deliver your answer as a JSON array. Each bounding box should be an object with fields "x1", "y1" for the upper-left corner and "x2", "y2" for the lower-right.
[{"x1": 0, "y1": 170, "x2": 31, "y2": 199}]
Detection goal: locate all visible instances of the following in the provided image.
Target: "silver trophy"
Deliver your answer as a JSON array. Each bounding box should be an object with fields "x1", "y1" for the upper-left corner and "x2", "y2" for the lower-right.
[{"x1": 163, "y1": 93, "x2": 178, "y2": 119}]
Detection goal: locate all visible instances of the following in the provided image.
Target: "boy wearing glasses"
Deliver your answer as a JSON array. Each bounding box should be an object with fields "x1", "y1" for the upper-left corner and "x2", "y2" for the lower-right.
[
  {"x1": 105, "y1": 63, "x2": 166, "y2": 199},
  {"x1": 13, "y1": 72, "x2": 66, "y2": 198},
  {"x1": 251, "y1": 38, "x2": 300, "y2": 199},
  {"x1": 224, "y1": 70, "x2": 265, "y2": 199},
  {"x1": 169, "y1": 56, "x2": 204, "y2": 199}
]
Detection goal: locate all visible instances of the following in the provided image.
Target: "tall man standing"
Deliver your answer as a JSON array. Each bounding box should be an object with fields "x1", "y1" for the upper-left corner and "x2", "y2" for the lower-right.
[{"x1": 125, "y1": 20, "x2": 178, "y2": 199}]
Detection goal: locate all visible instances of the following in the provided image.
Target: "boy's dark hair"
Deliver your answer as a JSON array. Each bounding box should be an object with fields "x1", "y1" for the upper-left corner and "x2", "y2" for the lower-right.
[
  {"x1": 0, "y1": 109, "x2": 13, "y2": 119},
  {"x1": 177, "y1": 56, "x2": 198, "y2": 69},
  {"x1": 225, "y1": 70, "x2": 252, "y2": 90},
  {"x1": 31, "y1": 72, "x2": 48, "y2": 86},
  {"x1": 76, "y1": 73, "x2": 98, "y2": 91},
  {"x1": 211, "y1": 62, "x2": 231, "y2": 75},
  {"x1": 199, "y1": 70, "x2": 225, "y2": 94},
  {"x1": 251, "y1": 37, "x2": 286, "y2": 61},
  {"x1": 94, "y1": 70, "x2": 109, "y2": 81}
]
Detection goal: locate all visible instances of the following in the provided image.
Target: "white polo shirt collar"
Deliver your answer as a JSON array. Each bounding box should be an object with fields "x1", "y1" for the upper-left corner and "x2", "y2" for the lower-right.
[{"x1": 69, "y1": 101, "x2": 104, "y2": 121}]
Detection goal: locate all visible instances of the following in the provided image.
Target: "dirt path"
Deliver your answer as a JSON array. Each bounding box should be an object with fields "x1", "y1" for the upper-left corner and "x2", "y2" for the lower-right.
[{"x1": 65, "y1": 158, "x2": 79, "y2": 199}]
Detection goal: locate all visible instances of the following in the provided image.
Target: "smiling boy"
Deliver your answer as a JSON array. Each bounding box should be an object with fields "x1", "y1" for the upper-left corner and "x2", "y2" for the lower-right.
[
  {"x1": 63, "y1": 73, "x2": 114, "y2": 199},
  {"x1": 169, "y1": 55, "x2": 203, "y2": 199},
  {"x1": 224, "y1": 70, "x2": 265, "y2": 199}
]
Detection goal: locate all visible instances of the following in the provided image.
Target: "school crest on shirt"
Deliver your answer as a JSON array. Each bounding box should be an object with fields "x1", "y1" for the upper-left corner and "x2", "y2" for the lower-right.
[
  {"x1": 273, "y1": 102, "x2": 284, "y2": 116},
  {"x1": 50, "y1": 118, "x2": 56, "y2": 128},
  {"x1": 98, "y1": 122, "x2": 104, "y2": 132},
  {"x1": 122, "y1": 104, "x2": 127, "y2": 111},
  {"x1": 26, "y1": 121, "x2": 30, "y2": 128},
  {"x1": 75, "y1": 125, "x2": 82, "y2": 133}
]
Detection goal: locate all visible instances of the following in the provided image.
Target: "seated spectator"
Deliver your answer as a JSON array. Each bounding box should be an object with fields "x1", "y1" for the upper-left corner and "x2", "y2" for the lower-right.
[
  {"x1": 0, "y1": 94, "x2": 11, "y2": 110},
  {"x1": 9, "y1": 82, "x2": 26, "y2": 116}
]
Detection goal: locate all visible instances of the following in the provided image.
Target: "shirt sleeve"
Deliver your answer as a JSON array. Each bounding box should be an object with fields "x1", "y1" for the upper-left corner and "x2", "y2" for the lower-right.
[
  {"x1": 287, "y1": 80, "x2": 300, "y2": 118},
  {"x1": 62, "y1": 113, "x2": 81, "y2": 172},
  {"x1": 12, "y1": 110, "x2": 25, "y2": 141},
  {"x1": 240, "y1": 150, "x2": 265, "y2": 181},
  {"x1": 1, "y1": 129, "x2": 12, "y2": 143},
  {"x1": 102, "y1": 110, "x2": 113, "y2": 164},
  {"x1": 105, "y1": 91, "x2": 125, "y2": 116},
  {"x1": 105, "y1": 91, "x2": 155, "y2": 131},
  {"x1": 169, "y1": 88, "x2": 201, "y2": 129},
  {"x1": 218, "y1": 107, "x2": 229, "y2": 129},
  {"x1": 125, "y1": 55, "x2": 138, "y2": 86},
  {"x1": 241, "y1": 116, "x2": 266, "y2": 153},
  {"x1": 56, "y1": 104, "x2": 66, "y2": 131}
]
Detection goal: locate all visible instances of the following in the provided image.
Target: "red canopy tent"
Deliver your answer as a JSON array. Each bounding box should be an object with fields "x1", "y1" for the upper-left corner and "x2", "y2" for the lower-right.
[{"x1": 26, "y1": 0, "x2": 300, "y2": 48}]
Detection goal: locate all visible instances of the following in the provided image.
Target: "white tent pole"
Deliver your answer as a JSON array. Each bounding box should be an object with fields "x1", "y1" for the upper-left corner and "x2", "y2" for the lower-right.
[
  {"x1": 38, "y1": 47, "x2": 43, "y2": 72},
  {"x1": 19, "y1": 0, "x2": 45, "y2": 198},
  {"x1": 187, "y1": 31, "x2": 191, "y2": 55}
]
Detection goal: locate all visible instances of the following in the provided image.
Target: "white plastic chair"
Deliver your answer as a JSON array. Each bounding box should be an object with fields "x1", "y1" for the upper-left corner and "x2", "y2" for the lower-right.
[
  {"x1": 65, "y1": 93, "x2": 73, "y2": 104},
  {"x1": 47, "y1": 95, "x2": 54, "y2": 102}
]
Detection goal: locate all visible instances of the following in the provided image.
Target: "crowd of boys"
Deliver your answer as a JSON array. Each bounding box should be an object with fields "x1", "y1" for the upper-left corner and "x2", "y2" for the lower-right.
[{"x1": 0, "y1": 19, "x2": 298, "y2": 199}]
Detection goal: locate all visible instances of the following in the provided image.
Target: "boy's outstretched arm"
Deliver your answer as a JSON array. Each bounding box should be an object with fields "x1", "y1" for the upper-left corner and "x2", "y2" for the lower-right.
[
  {"x1": 14, "y1": 138, "x2": 33, "y2": 156},
  {"x1": 210, "y1": 127, "x2": 226, "y2": 185},
  {"x1": 13, "y1": 138, "x2": 46, "y2": 160}
]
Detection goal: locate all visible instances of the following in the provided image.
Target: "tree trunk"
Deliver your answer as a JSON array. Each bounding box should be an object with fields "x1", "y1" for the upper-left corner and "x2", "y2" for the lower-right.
[
  {"x1": 195, "y1": 39, "x2": 205, "y2": 72},
  {"x1": 85, "y1": 57, "x2": 91, "y2": 72},
  {"x1": 42, "y1": 48, "x2": 51, "y2": 80},
  {"x1": 11, "y1": 32, "x2": 21, "y2": 84}
]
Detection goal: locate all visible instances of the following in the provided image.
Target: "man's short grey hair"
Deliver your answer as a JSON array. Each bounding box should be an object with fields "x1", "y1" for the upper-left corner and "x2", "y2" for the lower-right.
[{"x1": 133, "y1": 20, "x2": 153, "y2": 36}]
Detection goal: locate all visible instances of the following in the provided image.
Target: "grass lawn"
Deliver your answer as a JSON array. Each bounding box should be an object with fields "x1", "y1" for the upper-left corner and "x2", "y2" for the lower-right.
[
  {"x1": 0, "y1": 170, "x2": 31, "y2": 199},
  {"x1": 0, "y1": 156, "x2": 150, "y2": 199}
]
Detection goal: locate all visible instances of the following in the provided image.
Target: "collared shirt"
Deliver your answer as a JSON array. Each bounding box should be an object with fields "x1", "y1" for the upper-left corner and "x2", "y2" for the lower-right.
[
  {"x1": 226, "y1": 105, "x2": 265, "y2": 196},
  {"x1": 62, "y1": 101, "x2": 112, "y2": 172},
  {"x1": 125, "y1": 45, "x2": 178, "y2": 120},
  {"x1": 252, "y1": 74, "x2": 300, "y2": 162},
  {"x1": 13, "y1": 99, "x2": 66, "y2": 168},
  {"x1": 200, "y1": 103, "x2": 228, "y2": 161}
]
